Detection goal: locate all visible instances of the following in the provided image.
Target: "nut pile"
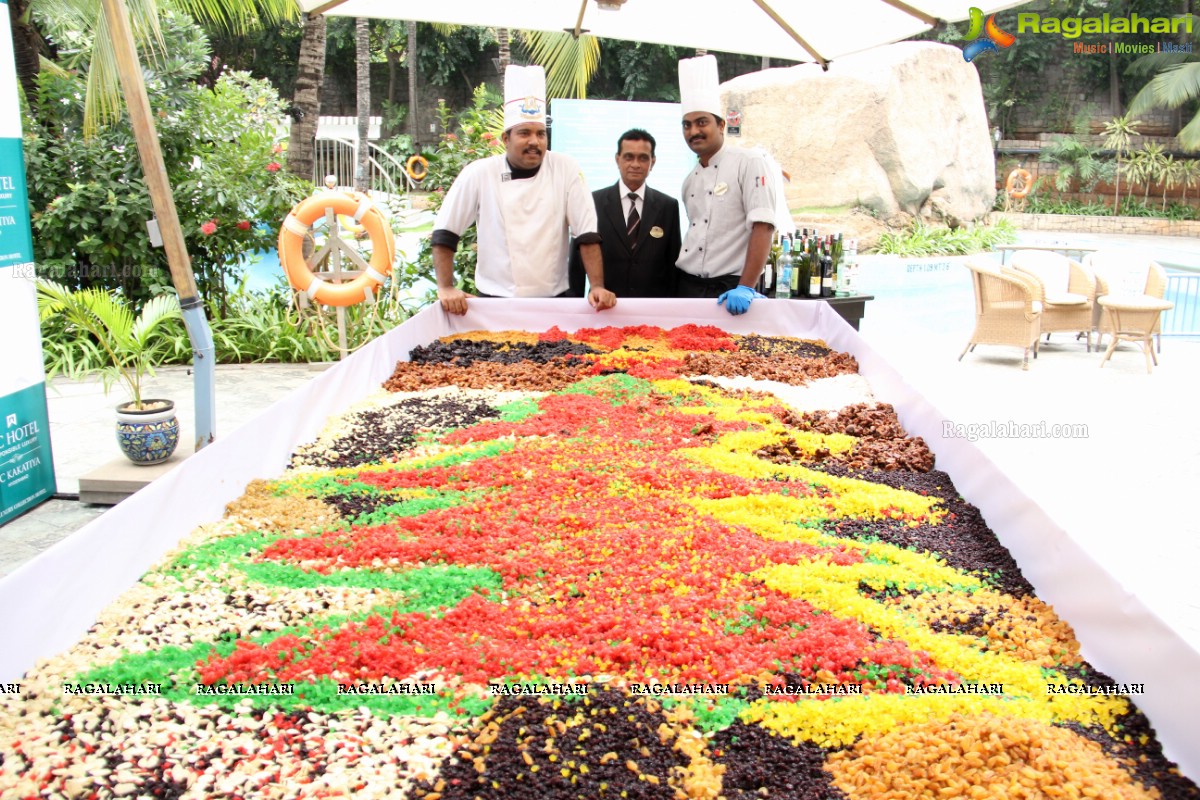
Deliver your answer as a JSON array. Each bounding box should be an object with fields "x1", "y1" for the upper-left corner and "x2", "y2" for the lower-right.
[{"x1": 1, "y1": 325, "x2": 1195, "y2": 800}]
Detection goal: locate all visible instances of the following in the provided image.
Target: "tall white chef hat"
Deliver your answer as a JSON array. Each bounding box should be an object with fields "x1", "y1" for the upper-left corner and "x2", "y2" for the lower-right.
[
  {"x1": 503, "y1": 64, "x2": 547, "y2": 132},
  {"x1": 678, "y1": 55, "x2": 722, "y2": 118}
]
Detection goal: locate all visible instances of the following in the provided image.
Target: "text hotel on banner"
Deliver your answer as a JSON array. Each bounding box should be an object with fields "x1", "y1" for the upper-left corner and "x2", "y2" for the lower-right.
[{"x1": 0, "y1": 0, "x2": 58, "y2": 525}]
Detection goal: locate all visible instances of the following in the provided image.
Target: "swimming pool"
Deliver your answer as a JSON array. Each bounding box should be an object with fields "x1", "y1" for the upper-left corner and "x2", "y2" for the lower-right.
[{"x1": 855, "y1": 242, "x2": 1200, "y2": 339}]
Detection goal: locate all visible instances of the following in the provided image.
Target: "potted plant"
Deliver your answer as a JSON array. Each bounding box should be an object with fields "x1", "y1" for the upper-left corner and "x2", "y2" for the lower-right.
[{"x1": 37, "y1": 280, "x2": 183, "y2": 466}]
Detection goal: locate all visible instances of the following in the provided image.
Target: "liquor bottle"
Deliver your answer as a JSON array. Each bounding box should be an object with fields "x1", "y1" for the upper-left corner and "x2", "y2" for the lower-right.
[
  {"x1": 762, "y1": 239, "x2": 778, "y2": 295},
  {"x1": 822, "y1": 236, "x2": 837, "y2": 298},
  {"x1": 820, "y1": 250, "x2": 832, "y2": 297},
  {"x1": 794, "y1": 237, "x2": 808, "y2": 296},
  {"x1": 774, "y1": 236, "x2": 792, "y2": 299},
  {"x1": 808, "y1": 240, "x2": 822, "y2": 297}
]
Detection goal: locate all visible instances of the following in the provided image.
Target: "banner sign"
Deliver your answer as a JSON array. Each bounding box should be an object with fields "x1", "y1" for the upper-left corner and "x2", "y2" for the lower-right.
[{"x1": 0, "y1": 0, "x2": 58, "y2": 524}]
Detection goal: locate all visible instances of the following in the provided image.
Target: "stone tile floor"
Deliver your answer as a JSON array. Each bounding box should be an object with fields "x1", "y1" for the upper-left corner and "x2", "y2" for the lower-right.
[{"x1": 0, "y1": 362, "x2": 331, "y2": 578}]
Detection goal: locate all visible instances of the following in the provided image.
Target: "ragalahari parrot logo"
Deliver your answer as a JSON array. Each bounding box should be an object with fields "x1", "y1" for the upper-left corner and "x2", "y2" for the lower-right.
[{"x1": 962, "y1": 7, "x2": 1015, "y2": 61}]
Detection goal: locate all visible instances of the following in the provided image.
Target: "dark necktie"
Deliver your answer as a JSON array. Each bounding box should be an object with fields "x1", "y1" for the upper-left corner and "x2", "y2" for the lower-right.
[{"x1": 626, "y1": 192, "x2": 640, "y2": 249}]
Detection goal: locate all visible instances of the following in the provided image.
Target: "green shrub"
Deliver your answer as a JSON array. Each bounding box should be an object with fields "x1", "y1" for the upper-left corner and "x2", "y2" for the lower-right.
[
  {"x1": 873, "y1": 219, "x2": 1017, "y2": 256},
  {"x1": 24, "y1": 15, "x2": 309, "y2": 309}
]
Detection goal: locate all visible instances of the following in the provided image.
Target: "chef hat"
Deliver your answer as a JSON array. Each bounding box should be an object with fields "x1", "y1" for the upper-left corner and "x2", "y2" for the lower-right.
[
  {"x1": 679, "y1": 55, "x2": 722, "y2": 118},
  {"x1": 503, "y1": 65, "x2": 547, "y2": 132}
]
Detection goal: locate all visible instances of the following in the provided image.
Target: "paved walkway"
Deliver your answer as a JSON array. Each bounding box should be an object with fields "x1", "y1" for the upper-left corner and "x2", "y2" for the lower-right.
[
  {"x1": 3, "y1": 229, "x2": 1199, "y2": 655},
  {"x1": 0, "y1": 363, "x2": 330, "y2": 578}
]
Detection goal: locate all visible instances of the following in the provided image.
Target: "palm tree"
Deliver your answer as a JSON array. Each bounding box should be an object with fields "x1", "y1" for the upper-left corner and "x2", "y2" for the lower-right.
[
  {"x1": 407, "y1": 21, "x2": 417, "y2": 141},
  {"x1": 1160, "y1": 156, "x2": 1183, "y2": 212},
  {"x1": 1102, "y1": 114, "x2": 1141, "y2": 214},
  {"x1": 355, "y1": 17, "x2": 370, "y2": 192},
  {"x1": 36, "y1": 279, "x2": 181, "y2": 410},
  {"x1": 1179, "y1": 159, "x2": 1200, "y2": 205},
  {"x1": 26, "y1": 0, "x2": 297, "y2": 137},
  {"x1": 9, "y1": 0, "x2": 45, "y2": 110},
  {"x1": 288, "y1": 12, "x2": 327, "y2": 181},
  {"x1": 1137, "y1": 142, "x2": 1168, "y2": 203},
  {"x1": 1127, "y1": 14, "x2": 1200, "y2": 151}
]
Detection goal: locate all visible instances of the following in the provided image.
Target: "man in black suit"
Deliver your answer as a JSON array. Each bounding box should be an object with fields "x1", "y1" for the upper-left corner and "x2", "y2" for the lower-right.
[{"x1": 569, "y1": 129, "x2": 681, "y2": 298}]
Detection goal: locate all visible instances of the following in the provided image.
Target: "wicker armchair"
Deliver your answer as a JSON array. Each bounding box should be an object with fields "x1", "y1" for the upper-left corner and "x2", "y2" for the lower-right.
[
  {"x1": 1009, "y1": 250, "x2": 1097, "y2": 351},
  {"x1": 961, "y1": 260, "x2": 1043, "y2": 370},
  {"x1": 1083, "y1": 249, "x2": 1169, "y2": 352}
]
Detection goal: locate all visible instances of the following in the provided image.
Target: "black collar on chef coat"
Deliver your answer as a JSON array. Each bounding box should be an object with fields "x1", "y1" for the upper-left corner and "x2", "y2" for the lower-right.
[{"x1": 505, "y1": 158, "x2": 542, "y2": 180}]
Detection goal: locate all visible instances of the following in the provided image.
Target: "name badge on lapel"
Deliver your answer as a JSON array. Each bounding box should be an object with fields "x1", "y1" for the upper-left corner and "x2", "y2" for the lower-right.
[{"x1": 649, "y1": 226, "x2": 664, "y2": 239}]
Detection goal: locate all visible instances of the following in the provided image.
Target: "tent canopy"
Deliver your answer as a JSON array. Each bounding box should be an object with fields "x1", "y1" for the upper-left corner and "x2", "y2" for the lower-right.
[{"x1": 297, "y1": 0, "x2": 1028, "y2": 67}]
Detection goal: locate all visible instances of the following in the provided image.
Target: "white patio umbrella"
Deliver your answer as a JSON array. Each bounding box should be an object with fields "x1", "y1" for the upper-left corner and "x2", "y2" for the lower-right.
[{"x1": 296, "y1": 0, "x2": 1029, "y2": 68}]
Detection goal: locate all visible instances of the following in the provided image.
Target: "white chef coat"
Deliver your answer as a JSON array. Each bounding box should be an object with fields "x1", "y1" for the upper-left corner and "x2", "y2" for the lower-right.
[
  {"x1": 677, "y1": 143, "x2": 776, "y2": 279},
  {"x1": 434, "y1": 151, "x2": 598, "y2": 297}
]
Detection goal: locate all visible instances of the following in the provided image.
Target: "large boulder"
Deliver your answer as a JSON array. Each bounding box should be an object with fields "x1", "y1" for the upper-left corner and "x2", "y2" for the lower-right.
[{"x1": 721, "y1": 42, "x2": 995, "y2": 225}]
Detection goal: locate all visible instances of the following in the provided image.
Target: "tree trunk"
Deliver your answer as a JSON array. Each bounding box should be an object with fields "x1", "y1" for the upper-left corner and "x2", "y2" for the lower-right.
[
  {"x1": 9, "y1": 0, "x2": 44, "y2": 114},
  {"x1": 1107, "y1": 49, "x2": 1120, "y2": 117},
  {"x1": 1113, "y1": 156, "x2": 1121, "y2": 215},
  {"x1": 498, "y1": 28, "x2": 510, "y2": 71},
  {"x1": 407, "y1": 21, "x2": 418, "y2": 142},
  {"x1": 287, "y1": 13, "x2": 327, "y2": 184},
  {"x1": 355, "y1": 18, "x2": 370, "y2": 193},
  {"x1": 382, "y1": 44, "x2": 399, "y2": 140}
]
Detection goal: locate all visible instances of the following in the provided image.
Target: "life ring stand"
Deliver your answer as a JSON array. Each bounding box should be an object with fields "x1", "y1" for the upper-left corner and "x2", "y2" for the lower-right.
[
  {"x1": 1005, "y1": 168, "x2": 1033, "y2": 200},
  {"x1": 406, "y1": 154, "x2": 429, "y2": 182},
  {"x1": 278, "y1": 192, "x2": 395, "y2": 307}
]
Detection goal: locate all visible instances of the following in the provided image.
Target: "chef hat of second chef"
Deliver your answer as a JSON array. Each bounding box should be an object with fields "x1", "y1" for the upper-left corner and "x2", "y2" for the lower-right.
[
  {"x1": 503, "y1": 65, "x2": 547, "y2": 131},
  {"x1": 678, "y1": 55, "x2": 722, "y2": 118}
]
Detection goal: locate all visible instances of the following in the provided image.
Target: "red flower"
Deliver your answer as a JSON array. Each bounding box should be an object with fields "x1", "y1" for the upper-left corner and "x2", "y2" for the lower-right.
[
  {"x1": 200, "y1": 221, "x2": 217, "y2": 235},
  {"x1": 237, "y1": 220, "x2": 252, "y2": 231},
  {"x1": 266, "y1": 162, "x2": 281, "y2": 172}
]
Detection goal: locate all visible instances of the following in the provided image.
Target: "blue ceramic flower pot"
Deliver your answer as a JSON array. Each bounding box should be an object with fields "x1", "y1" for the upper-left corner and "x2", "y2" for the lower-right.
[{"x1": 116, "y1": 400, "x2": 180, "y2": 466}]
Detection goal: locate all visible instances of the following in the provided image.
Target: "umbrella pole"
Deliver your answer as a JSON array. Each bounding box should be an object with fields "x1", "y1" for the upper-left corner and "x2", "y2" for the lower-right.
[{"x1": 101, "y1": 0, "x2": 217, "y2": 451}]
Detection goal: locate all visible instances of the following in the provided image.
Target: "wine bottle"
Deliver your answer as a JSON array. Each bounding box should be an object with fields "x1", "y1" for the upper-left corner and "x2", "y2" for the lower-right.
[
  {"x1": 774, "y1": 236, "x2": 792, "y2": 299},
  {"x1": 821, "y1": 237, "x2": 836, "y2": 298},
  {"x1": 808, "y1": 240, "x2": 822, "y2": 297},
  {"x1": 820, "y1": 244, "x2": 830, "y2": 297}
]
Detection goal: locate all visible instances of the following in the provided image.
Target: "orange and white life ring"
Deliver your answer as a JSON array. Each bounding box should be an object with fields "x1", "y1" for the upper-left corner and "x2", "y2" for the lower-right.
[
  {"x1": 278, "y1": 192, "x2": 395, "y2": 307},
  {"x1": 1005, "y1": 168, "x2": 1033, "y2": 199},
  {"x1": 406, "y1": 155, "x2": 428, "y2": 182}
]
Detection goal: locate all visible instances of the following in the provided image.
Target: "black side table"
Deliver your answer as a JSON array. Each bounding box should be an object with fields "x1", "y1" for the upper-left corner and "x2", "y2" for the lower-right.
[{"x1": 786, "y1": 294, "x2": 875, "y2": 331}]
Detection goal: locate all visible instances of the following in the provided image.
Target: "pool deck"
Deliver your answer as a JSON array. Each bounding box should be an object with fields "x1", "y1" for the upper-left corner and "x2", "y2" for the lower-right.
[{"x1": 3, "y1": 228, "x2": 1200, "y2": 663}]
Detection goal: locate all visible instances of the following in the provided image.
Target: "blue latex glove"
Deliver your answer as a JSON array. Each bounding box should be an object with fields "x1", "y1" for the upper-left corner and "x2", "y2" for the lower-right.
[{"x1": 717, "y1": 285, "x2": 764, "y2": 316}]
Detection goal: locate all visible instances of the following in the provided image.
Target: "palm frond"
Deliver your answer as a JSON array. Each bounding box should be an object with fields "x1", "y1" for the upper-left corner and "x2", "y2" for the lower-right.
[
  {"x1": 80, "y1": 0, "x2": 166, "y2": 137},
  {"x1": 1125, "y1": 51, "x2": 1192, "y2": 77},
  {"x1": 1178, "y1": 111, "x2": 1200, "y2": 153},
  {"x1": 130, "y1": 294, "x2": 183, "y2": 349},
  {"x1": 520, "y1": 31, "x2": 600, "y2": 99},
  {"x1": 170, "y1": 0, "x2": 297, "y2": 34},
  {"x1": 1129, "y1": 63, "x2": 1200, "y2": 116}
]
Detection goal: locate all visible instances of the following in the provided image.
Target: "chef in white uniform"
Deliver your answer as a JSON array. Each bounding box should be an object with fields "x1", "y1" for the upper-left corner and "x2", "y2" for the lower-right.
[
  {"x1": 431, "y1": 65, "x2": 616, "y2": 315},
  {"x1": 675, "y1": 55, "x2": 776, "y2": 316}
]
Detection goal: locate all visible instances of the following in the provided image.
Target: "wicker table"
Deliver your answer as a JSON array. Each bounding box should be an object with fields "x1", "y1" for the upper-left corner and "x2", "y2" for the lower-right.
[{"x1": 1097, "y1": 295, "x2": 1174, "y2": 373}]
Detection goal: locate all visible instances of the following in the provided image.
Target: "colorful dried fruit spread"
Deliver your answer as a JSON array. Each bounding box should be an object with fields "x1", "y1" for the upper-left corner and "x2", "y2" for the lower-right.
[{"x1": 1, "y1": 325, "x2": 1196, "y2": 800}]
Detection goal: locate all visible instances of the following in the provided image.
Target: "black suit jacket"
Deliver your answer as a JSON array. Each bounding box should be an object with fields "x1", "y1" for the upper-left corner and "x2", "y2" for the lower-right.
[{"x1": 569, "y1": 183, "x2": 681, "y2": 298}]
